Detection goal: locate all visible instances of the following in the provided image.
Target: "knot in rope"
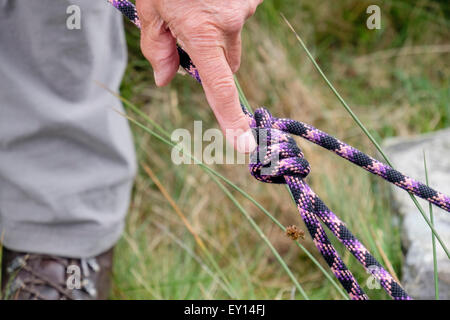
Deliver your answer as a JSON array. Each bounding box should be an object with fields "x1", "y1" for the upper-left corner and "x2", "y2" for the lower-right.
[{"x1": 249, "y1": 108, "x2": 310, "y2": 184}]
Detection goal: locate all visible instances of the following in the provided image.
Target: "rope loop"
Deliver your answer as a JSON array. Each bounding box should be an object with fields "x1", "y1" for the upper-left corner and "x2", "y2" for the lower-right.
[{"x1": 249, "y1": 108, "x2": 310, "y2": 184}]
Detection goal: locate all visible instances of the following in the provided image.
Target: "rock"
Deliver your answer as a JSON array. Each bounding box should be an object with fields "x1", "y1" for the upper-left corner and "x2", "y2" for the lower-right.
[{"x1": 383, "y1": 128, "x2": 450, "y2": 299}]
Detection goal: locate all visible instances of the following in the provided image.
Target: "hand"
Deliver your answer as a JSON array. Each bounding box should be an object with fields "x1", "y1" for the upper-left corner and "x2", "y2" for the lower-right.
[{"x1": 136, "y1": 0, "x2": 262, "y2": 153}]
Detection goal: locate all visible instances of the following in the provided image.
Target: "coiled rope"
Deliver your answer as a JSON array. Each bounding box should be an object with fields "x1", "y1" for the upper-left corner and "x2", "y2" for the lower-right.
[{"x1": 107, "y1": 0, "x2": 450, "y2": 300}]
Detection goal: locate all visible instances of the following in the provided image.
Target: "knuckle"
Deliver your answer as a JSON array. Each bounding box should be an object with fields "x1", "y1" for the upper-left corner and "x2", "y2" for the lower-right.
[
  {"x1": 218, "y1": 12, "x2": 245, "y2": 34},
  {"x1": 155, "y1": 49, "x2": 176, "y2": 66},
  {"x1": 140, "y1": 44, "x2": 177, "y2": 73},
  {"x1": 184, "y1": 16, "x2": 211, "y2": 34},
  {"x1": 182, "y1": 20, "x2": 221, "y2": 48},
  {"x1": 197, "y1": 5, "x2": 246, "y2": 35},
  {"x1": 140, "y1": 39, "x2": 154, "y2": 62}
]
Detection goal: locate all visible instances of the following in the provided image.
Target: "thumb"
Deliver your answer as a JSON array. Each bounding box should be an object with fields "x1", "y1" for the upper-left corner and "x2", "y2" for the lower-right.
[
  {"x1": 190, "y1": 47, "x2": 256, "y2": 153},
  {"x1": 140, "y1": 14, "x2": 179, "y2": 87}
]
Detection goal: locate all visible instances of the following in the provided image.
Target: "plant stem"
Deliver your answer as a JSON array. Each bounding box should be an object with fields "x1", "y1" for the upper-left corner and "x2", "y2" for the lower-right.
[
  {"x1": 103, "y1": 86, "x2": 350, "y2": 298},
  {"x1": 208, "y1": 172, "x2": 310, "y2": 299},
  {"x1": 423, "y1": 152, "x2": 439, "y2": 299},
  {"x1": 119, "y1": 109, "x2": 310, "y2": 299},
  {"x1": 281, "y1": 14, "x2": 449, "y2": 259},
  {"x1": 142, "y1": 163, "x2": 239, "y2": 298}
]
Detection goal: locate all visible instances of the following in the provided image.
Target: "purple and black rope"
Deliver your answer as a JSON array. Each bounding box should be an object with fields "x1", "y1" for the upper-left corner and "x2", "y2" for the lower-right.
[{"x1": 107, "y1": 0, "x2": 450, "y2": 300}]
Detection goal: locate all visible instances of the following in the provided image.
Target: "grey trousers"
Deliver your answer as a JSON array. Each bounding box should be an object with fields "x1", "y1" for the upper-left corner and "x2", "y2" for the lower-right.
[{"x1": 0, "y1": 0, "x2": 137, "y2": 258}]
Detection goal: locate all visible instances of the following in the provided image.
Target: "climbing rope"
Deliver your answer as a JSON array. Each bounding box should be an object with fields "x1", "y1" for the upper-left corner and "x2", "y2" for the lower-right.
[{"x1": 107, "y1": 0, "x2": 450, "y2": 300}]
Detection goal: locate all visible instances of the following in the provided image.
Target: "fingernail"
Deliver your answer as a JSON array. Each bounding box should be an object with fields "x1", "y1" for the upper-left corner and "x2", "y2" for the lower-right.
[
  {"x1": 153, "y1": 71, "x2": 163, "y2": 87},
  {"x1": 236, "y1": 129, "x2": 257, "y2": 154}
]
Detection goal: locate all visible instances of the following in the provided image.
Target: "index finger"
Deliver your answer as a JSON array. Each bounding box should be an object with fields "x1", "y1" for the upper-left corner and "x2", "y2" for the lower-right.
[{"x1": 187, "y1": 46, "x2": 256, "y2": 153}]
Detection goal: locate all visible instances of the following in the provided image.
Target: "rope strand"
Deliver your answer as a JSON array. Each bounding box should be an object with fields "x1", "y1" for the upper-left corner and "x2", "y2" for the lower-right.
[{"x1": 250, "y1": 108, "x2": 409, "y2": 299}]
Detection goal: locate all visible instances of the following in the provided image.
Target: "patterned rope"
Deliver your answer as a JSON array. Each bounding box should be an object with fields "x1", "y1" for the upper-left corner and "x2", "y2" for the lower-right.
[
  {"x1": 250, "y1": 122, "x2": 369, "y2": 300},
  {"x1": 250, "y1": 108, "x2": 409, "y2": 299},
  {"x1": 107, "y1": 0, "x2": 450, "y2": 300},
  {"x1": 267, "y1": 114, "x2": 450, "y2": 212}
]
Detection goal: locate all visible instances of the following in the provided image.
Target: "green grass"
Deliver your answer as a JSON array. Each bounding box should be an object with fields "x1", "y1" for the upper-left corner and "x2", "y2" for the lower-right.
[
  {"x1": 423, "y1": 152, "x2": 439, "y2": 300},
  {"x1": 111, "y1": 0, "x2": 449, "y2": 300},
  {"x1": 109, "y1": 92, "x2": 349, "y2": 299}
]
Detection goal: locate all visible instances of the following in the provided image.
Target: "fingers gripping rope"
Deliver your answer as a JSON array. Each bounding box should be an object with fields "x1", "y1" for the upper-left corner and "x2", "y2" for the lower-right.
[
  {"x1": 107, "y1": 0, "x2": 202, "y2": 81},
  {"x1": 107, "y1": 0, "x2": 450, "y2": 300},
  {"x1": 106, "y1": 0, "x2": 450, "y2": 214}
]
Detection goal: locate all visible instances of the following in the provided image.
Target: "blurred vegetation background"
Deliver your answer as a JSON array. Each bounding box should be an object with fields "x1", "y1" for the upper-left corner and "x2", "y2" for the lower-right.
[{"x1": 112, "y1": 0, "x2": 449, "y2": 299}]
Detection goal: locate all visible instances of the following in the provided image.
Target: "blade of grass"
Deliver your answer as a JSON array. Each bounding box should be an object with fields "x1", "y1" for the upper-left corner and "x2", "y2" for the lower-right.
[
  {"x1": 130, "y1": 110, "x2": 348, "y2": 299},
  {"x1": 235, "y1": 75, "x2": 253, "y2": 113},
  {"x1": 236, "y1": 75, "x2": 298, "y2": 206},
  {"x1": 120, "y1": 232, "x2": 164, "y2": 299},
  {"x1": 100, "y1": 84, "x2": 349, "y2": 299},
  {"x1": 369, "y1": 229, "x2": 401, "y2": 284},
  {"x1": 142, "y1": 163, "x2": 239, "y2": 298},
  {"x1": 208, "y1": 172, "x2": 310, "y2": 299},
  {"x1": 115, "y1": 108, "x2": 310, "y2": 299},
  {"x1": 236, "y1": 64, "x2": 352, "y2": 296},
  {"x1": 152, "y1": 221, "x2": 234, "y2": 298},
  {"x1": 423, "y1": 151, "x2": 439, "y2": 300},
  {"x1": 142, "y1": 164, "x2": 207, "y2": 251},
  {"x1": 280, "y1": 14, "x2": 449, "y2": 259}
]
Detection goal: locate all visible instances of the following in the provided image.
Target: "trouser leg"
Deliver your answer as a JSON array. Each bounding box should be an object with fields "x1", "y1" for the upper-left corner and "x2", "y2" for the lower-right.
[{"x1": 0, "y1": 0, "x2": 136, "y2": 258}]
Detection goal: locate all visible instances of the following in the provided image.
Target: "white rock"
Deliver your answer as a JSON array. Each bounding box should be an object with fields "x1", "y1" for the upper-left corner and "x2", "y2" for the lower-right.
[{"x1": 384, "y1": 128, "x2": 450, "y2": 300}]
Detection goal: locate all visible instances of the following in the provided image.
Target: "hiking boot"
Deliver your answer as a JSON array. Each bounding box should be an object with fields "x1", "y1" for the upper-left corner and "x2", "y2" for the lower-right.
[{"x1": 1, "y1": 246, "x2": 114, "y2": 300}]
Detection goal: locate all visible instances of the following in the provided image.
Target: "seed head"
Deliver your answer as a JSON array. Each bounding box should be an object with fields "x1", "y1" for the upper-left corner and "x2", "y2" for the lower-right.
[{"x1": 286, "y1": 225, "x2": 305, "y2": 241}]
